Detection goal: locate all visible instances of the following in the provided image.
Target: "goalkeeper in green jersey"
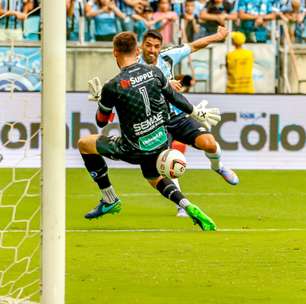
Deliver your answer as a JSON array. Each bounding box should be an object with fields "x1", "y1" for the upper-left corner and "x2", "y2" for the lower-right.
[{"x1": 78, "y1": 32, "x2": 221, "y2": 231}]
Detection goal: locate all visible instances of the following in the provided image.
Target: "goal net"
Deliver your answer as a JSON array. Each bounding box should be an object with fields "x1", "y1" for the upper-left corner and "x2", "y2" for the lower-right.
[
  {"x1": 0, "y1": 97, "x2": 41, "y2": 303},
  {"x1": 0, "y1": 1, "x2": 66, "y2": 303}
]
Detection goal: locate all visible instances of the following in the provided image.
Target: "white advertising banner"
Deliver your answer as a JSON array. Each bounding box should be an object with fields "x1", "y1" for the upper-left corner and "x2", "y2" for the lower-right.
[{"x1": 0, "y1": 92, "x2": 305, "y2": 169}]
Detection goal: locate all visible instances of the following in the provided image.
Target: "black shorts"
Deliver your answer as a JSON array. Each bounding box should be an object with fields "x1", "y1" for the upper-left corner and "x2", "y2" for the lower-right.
[
  {"x1": 96, "y1": 135, "x2": 163, "y2": 180},
  {"x1": 167, "y1": 113, "x2": 209, "y2": 148}
]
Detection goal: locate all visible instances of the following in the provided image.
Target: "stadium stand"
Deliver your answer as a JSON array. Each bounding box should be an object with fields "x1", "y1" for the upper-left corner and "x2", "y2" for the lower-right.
[
  {"x1": 0, "y1": 0, "x2": 305, "y2": 93},
  {"x1": 0, "y1": 0, "x2": 305, "y2": 44}
]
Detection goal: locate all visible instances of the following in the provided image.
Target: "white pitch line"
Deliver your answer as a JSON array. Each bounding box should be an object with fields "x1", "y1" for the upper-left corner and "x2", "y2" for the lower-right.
[
  {"x1": 1, "y1": 228, "x2": 306, "y2": 233},
  {"x1": 218, "y1": 228, "x2": 306, "y2": 232},
  {"x1": 3, "y1": 192, "x2": 306, "y2": 199},
  {"x1": 67, "y1": 228, "x2": 306, "y2": 233},
  {"x1": 119, "y1": 192, "x2": 306, "y2": 197},
  {"x1": 66, "y1": 192, "x2": 306, "y2": 198}
]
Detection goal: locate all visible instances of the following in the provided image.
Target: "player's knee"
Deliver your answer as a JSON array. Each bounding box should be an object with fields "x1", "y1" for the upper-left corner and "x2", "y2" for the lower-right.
[
  {"x1": 78, "y1": 137, "x2": 91, "y2": 154},
  {"x1": 147, "y1": 176, "x2": 163, "y2": 188},
  {"x1": 195, "y1": 134, "x2": 217, "y2": 153}
]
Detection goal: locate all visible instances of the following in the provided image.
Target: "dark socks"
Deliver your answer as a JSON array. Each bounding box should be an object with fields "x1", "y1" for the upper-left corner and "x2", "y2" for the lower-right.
[
  {"x1": 81, "y1": 154, "x2": 111, "y2": 189},
  {"x1": 156, "y1": 178, "x2": 186, "y2": 205}
]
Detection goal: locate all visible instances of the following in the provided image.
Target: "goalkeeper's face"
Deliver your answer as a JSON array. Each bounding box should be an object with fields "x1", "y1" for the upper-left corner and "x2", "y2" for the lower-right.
[{"x1": 141, "y1": 37, "x2": 162, "y2": 65}]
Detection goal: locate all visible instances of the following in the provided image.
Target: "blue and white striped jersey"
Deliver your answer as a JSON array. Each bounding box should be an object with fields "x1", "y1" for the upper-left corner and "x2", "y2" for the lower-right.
[{"x1": 140, "y1": 43, "x2": 191, "y2": 115}]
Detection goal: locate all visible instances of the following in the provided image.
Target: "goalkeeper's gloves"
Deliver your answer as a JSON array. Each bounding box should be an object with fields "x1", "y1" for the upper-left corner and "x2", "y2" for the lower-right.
[
  {"x1": 190, "y1": 100, "x2": 221, "y2": 130},
  {"x1": 88, "y1": 76, "x2": 102, "y2": 102}
]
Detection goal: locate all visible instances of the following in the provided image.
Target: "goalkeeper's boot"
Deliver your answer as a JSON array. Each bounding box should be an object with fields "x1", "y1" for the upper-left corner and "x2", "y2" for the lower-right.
[
  {"x1": 214, "y1": 166, "x2": 239, "y2": 186},
  {"x1": 85, "y1": 198, "x2": 121, "y2": 219},
  {"x1": 185, "y1": 203, "x2": 216, "y2": 231}
]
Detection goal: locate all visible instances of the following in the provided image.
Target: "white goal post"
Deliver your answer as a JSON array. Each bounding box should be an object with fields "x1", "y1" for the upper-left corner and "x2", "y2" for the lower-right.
[{"x1": 41, "y1": 0, "x2": 66, "y2": 303}]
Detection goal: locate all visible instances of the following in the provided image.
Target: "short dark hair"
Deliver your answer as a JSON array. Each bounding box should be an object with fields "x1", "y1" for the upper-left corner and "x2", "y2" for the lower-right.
[
  {"x1": 113, "y1": 32, "x2": 137, "y2": 54},
  {"x1": 143, "y1": 30, "x2": 163, "y2": 44}
]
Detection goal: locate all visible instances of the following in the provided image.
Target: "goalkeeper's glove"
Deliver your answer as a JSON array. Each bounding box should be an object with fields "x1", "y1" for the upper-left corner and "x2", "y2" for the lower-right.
[
  {"x1": 88, "y1": 76, "x2": 102, "y2": 102},
  {"x1": 190, "y1": 100, "x2": 221, "y2": 130}
]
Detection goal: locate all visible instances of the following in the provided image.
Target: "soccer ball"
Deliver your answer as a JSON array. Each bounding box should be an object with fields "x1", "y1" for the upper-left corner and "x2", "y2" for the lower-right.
[{"x1": 156, "y1": 149, "x2": 187, "y2": 179}]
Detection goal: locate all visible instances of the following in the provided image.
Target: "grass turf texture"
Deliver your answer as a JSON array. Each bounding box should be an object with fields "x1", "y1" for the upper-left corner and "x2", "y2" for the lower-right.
[{"x1": 1, "y1": 168, "x2": 306, "y2": 303}]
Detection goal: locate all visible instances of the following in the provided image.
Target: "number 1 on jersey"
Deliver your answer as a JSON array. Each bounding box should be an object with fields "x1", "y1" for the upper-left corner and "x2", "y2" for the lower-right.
[{"x1": 139, "y1": 86, "x2": 151, "y2": 116}]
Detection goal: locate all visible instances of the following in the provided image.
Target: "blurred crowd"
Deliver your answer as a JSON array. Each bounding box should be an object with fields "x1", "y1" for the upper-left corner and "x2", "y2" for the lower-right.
[{"x1": 0, "y1": 0, "x2": 305, "y2": 43}]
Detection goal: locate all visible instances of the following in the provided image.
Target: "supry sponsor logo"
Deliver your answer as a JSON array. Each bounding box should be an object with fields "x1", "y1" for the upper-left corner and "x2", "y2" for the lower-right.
[{"x1": 130, "y1": 71, "x2": 154, "y2": 86}]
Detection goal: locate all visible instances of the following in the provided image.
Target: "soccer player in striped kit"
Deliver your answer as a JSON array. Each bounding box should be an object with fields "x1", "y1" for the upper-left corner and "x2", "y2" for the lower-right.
[{"x1": 139, "y1": 28, "x2": 239, "y2": 217}]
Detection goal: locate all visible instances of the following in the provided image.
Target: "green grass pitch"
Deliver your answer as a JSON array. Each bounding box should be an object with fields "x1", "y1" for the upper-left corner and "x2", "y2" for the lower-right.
[{"x1": 0, "y1": 168, "x2": 306, "y2": 303}]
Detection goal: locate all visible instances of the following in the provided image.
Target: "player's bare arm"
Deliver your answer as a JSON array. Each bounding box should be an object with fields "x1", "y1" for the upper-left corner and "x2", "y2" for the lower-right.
[{"x1": 189, "y1": 26, "x2": 229, "y2": 53}]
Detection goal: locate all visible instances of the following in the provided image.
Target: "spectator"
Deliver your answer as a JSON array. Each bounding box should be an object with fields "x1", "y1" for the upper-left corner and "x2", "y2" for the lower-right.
[
  {"x1": 116, "y1": 0, "x2": 148, "y2": 31},
  {"x1": 28, "y1": 0, "x2": 40, "y2": 12},
  {"x1": 238, "y1": 0, "x2": 276, "y2": 42},
  {"x1": 226, "y1": 31, "x2": 255, "y2": 93},
  {"x1": 24, "y1": 0, "x2": 41, "y2": 41},
  {"x1": 302, "y1": 8, "x2": 306, "y2": 43},
  {"x1": 274, "y1": 0, "x2": 297, "y2": 14},
  {"x1": 67, "y1": 0, "x2": 85, "y2": 41},
  {"x1": 153, "y1": 0, "x2": 178, "y2": 44},
  {"x1": 133, "y1": 5, "x2": 163, "y2": 41},
  {"x1": 85, "y1": 0, "x2": 126, "y2": 41},
  {"x1": 199, "y1": 0, "x2": 237, "y2": 36},
  {"x1": 281, "y1": 0, "x2": 305, "y2": 42},
  {"x1": 183, "y1": 0, "x2": 200, "y2": 42},
  {"x1": 0, "y1": 0, "x2": 32, "y2": 41},
  {"x1": 194, "y1": 0, "x2": 208, "y2": 17},
  {"x1": 148, "y1": 0, "x2": 158, "y2": 11}
]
